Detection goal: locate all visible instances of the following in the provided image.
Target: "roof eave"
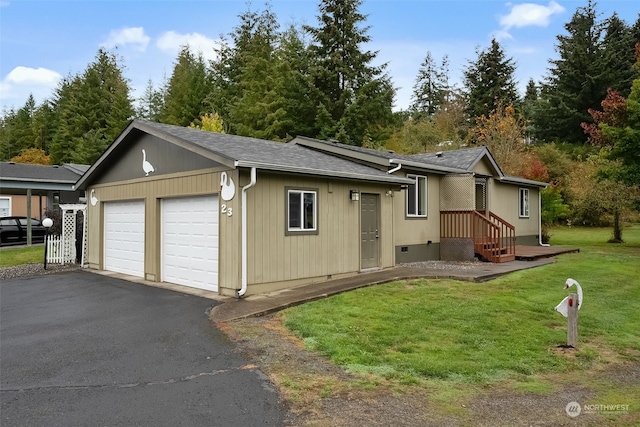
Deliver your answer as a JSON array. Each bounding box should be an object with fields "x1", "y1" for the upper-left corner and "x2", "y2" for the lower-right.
[
  {"x1": 235, "y1": 160, "x2": 413, "y2": 185},
  {"x1": 388, "y1": 159, "x2": 468, "y2": 175},
  {"x1": 499, "y1": 176, "x2": 548, "y2": 188}
]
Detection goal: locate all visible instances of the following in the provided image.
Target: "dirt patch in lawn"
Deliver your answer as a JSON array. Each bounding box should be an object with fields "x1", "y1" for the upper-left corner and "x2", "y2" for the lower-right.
[{"x1": 219, "y1": 315, "x2": 639, "y2": 426}]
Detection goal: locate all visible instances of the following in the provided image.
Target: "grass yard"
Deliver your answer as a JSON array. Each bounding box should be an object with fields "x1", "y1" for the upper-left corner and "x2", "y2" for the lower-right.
[
  {"x1": 279, "y1": 224, "x2": 640, "y2": 420},
  {"x1": 0, "y1": 245, "x2": 44, "y2": 268}
]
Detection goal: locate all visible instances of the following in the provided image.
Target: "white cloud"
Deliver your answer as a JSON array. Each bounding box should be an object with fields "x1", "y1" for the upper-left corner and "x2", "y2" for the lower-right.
[
  {"x1": 102, "y1": 27, "x2": 150, "y2": 52},
  {"x1": 156, "y1": 31, "x2": 221, "y2": 62},
  {"x1": 0, "y1": 66, "x2": 62, "y2": 107},
  {"x1": 499, "y1": 1, "x2": 565, "y2": 30},
  {"x1": 5, "y1": 66, "x2": 61, "y2": 86}
]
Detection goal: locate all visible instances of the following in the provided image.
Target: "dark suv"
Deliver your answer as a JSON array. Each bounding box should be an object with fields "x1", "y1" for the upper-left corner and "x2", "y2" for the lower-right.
[{"x1": 0, "y1": 217, "x2": 46, "y2": 246}]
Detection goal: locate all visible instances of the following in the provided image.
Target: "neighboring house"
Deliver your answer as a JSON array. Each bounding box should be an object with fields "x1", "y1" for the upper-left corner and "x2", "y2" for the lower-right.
[
  {"x1": 76, "y1": 120, "x2": 547, "y2": 298},
  {"x1": 0, "y1": 162, "x2": 89, "y2": 219},
  {"x1": 290, "y1": 137, "x2": 547, "y2": 264}
]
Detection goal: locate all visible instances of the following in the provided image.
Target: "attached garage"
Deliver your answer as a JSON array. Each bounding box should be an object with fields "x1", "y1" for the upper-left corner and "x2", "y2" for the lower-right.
[
  {"x1": 162, "y1": 195, "x2": 219, "y2": 292},
  {"x1": 78, "y1": 120, "x2": 411, "y2": 297},
  {"x1": 104, "y1": 200, "x2": 145, "y2": 278}
]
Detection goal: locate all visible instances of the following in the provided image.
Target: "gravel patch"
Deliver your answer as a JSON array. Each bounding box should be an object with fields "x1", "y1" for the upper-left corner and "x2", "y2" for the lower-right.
[
  {"x1": 0, "y1": 263, "x2": 81, "y2": 281},
  {"x1": 399, "y1": 260, "x2": 482, "y2": 270}
]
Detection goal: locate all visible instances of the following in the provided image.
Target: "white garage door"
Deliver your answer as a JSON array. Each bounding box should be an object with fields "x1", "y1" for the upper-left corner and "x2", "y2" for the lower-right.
[
  {"x1": 104, "y1": 200, "x2": 145, "y2": 278},
  {"x1": 162, "y1": 196, "x2": 219, "y2": 292}
]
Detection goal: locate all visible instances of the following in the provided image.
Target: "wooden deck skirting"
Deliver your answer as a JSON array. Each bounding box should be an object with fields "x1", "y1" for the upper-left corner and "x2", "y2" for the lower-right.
[{"x1": 440, "y1": 210, "x2": 516, "y2": 263}]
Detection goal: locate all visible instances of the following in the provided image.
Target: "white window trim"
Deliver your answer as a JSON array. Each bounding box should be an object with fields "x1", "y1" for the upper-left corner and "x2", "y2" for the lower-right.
[
  {"x1": 406, "y1": 174, "x2": 427, "y2": 218},
  {"x1": 287, "y1": 189, "x2": 317, "y2": 233},
  {"x1": 519, "y1": 188, "x2": 530, "y2": 218},
  {"x1": 0, "y1": 197, "x2": 11, "y2": 217}
]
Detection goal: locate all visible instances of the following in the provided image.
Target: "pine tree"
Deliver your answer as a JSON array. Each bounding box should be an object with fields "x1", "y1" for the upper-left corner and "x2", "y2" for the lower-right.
[
  {"x1": 49, "y1": 50, "x2": 134, "y2": 164},
  {"x1": 277, "y1": 25, "x2": 318, "y2": 138},
  {"x1": 304, "y1": 0, "x2": 395, "y2": 145},
  {"x1": 136, "y1": 79, "x2": 164, "y2": 122},
  {"x1": 463, "y1": 38, "x2": 518, "y2": 120},
  {"x1": 411, "y1": 52, "x2": 449, "y2": 118},
  {"x1": 161, "y1": 46, "x2": 212, "y2": 127},
  {"x1": 538, "y1": 0, "x2": 605, "y2": 143},
  {"x1": 227, "y1": 6, "x2": 289, "y2": 140},
  {"x1": 602, "y1": 13, "x2": 637, "y2": 96},
  {"x1": 0, "y1": 108, "x2": 18, "y2": 160}
]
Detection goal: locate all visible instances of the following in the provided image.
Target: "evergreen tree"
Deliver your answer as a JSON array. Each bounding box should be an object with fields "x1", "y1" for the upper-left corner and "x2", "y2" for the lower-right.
[
  {"x1": 0, "y1": 108, "x2": 18, "y2": 160},
  {"x1": 411, "y1": 52, "x2": 449, "y2": 118},
  {"x1": 49, "y1": 75, "x2": 80, "y2": 164},
  {"x1": 304, "y1": 0, "x2": 395, "y2": 145},
  {"x1": 537, "y1": 0, "x2": 605, "y2": 143},
  {"x1": 209, "y1": 8, "x2": 265, "y2": 133},
  {"x1": 136, "y1": 79, "x2": 164, "y2": 122},
  {"x1": 602, "y1": 13, "x2": 637, "y2": 96},
  {"x1": 228, "y1": 6, "x2": 289, "y2": 140},
  {"x1": 276, "y1": 25, "x2": 318, "y2": 138},
  {"x1": 463, "y1": 38, "x2": 518, "y2": 120},
  {"x1": 49, "y1": 49, "x2": 133, "y2": 164},
  {"x1": 31, "y1": 100, "x2": 55, "y2": 153},
  {"x1": 161, "y1": 46, "x2": 212, "y2": 127}
]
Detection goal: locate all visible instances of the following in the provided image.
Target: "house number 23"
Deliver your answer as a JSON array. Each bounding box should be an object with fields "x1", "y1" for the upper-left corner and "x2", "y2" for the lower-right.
[{"x1": 221, "y1": 204, "x2": 233, "y2": 217}]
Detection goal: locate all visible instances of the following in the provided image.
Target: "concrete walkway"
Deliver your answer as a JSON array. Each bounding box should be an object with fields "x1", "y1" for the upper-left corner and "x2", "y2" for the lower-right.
[{"x1": 209, "y1": 258, "x2": 555, "y2": 322}]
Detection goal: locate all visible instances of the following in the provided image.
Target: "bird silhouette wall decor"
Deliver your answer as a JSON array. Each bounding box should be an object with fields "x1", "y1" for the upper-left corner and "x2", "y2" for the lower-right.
[
  {"x1": 142, "y1": 149, "x2": 155, "y2": 176},
  {"x1": 220, "y1": 171, "x2": 236, "y2": 201}
]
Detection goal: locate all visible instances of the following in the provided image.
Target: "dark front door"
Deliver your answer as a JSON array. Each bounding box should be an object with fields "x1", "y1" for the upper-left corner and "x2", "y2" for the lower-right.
[{"x1": 360, "y1": 194, "x2": 380, "y2": 269}]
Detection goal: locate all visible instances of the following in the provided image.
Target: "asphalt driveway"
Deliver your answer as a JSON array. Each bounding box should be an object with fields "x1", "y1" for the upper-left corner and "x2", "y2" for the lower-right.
[{"x1": 0, "y1": 271, "x2": 286, "y2": 426}]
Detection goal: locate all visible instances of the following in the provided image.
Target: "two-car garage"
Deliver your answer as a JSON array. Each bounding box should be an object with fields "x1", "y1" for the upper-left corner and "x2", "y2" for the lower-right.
[{"x1": 103, "y1": 196, "x2": 219, "y2": 292}]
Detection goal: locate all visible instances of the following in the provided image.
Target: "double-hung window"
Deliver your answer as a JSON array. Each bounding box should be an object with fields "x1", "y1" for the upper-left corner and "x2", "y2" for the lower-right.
[
  {"x1": 287, "y1": 188, "x2": 318, "y2": 234},
  {"x1": 519, "y1": 188, "x2": 530, "y2": 218},
  {"x1": 406, "y1": 174, "x2": 427, "y2": 217}
]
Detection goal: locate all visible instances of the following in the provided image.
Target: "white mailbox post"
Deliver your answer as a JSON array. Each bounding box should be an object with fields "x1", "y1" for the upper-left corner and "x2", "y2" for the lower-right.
[{"x1": 554, "y1": 278, "x2": 583, "y2": 347}]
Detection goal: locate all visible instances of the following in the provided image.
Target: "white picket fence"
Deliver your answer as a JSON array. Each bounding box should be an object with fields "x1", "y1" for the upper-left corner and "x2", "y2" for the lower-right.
[{"x1": 46, "y1": 235, "x2": 72, "y2": 264}]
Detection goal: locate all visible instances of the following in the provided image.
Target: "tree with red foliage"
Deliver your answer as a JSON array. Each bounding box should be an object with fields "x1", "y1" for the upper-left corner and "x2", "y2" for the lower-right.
[{"x1": 581, "y1": 88, "x2": 628, "y2": 146}]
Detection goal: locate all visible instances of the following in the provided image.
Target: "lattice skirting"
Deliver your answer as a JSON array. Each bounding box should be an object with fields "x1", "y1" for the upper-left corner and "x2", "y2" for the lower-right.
[{"x1": 440, "y1": 238, "x2": 475, "y2": 261}]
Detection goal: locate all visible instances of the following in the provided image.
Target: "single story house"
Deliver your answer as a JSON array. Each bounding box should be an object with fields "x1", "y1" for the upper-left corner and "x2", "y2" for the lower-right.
[
  {"x1": 76, "y1": 120, "x2": 546, "y2": 298},
  {"x1": 75, "y1": 120, "x2": 412, "y2": 297},
  {"x1": 289, "y1": 137, "x2": 547, "y2": 264}
]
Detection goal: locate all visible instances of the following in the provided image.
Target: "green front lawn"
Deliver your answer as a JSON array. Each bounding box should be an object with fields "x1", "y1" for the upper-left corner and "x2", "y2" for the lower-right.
[
  {"x1": 0, "y1": 245, "x2": 45, "y2": 268},
  {"x1": 282, "y1": 224, "x2": 640, "y2": 385}
]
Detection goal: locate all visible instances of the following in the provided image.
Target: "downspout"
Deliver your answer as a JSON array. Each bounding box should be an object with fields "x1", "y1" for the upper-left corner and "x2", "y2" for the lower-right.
[
  {"x1": 539, "y1": 188, "x2": 550, "y2": 247},
  {"x1": 238, "y1": 167, "x2": 257, "y2": 297}
]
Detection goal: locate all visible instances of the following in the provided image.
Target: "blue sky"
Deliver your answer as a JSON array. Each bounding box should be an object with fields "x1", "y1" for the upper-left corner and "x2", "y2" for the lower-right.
[{"x1": 1, "y1": 0, "x2": 638, "y2": 113}]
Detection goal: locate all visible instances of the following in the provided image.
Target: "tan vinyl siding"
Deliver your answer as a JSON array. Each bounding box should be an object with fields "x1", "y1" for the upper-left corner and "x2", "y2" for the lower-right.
[
  {"x1": 393, "y1": 175, "x2": 441, "y2": 246},
  {"x1": 472, "y1": 158, "x2": 495, "y2": 176},
  {"x1": 86, "y1": 168, "x2": 239, "y2": 295},
  {"x1": 245, "y1": 172, "x2": 394, "y2": 292},
  {"x1": 489, "y1": 181, "x2": 540, "y2": 237}
]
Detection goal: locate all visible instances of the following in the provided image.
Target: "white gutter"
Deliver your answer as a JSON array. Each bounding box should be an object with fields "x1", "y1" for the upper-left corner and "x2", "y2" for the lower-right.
[
  {"x1": 539, "y1": 189, "x2": 550, "y2": 247},
  {"x1": 238, "y1": 167, "x2": 257, "y2": 297},
  {"x1": 388, "y1": 162, "x2": 402, "y2": 174}
]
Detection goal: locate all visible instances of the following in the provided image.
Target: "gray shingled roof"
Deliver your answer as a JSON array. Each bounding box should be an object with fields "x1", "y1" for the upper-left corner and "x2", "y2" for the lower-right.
[
  {"x1": 290, "y1": 136, "x2": 547, "y2": 187},
  {"x1": 0, "y1": 162, "x2": 87, "y2": 182},
  {"x1": 79, "y1": 120, "x2": 412, "y2": 186},
  {"x1": 291, "y1": 137, "x2": 489, "y2": 172}
]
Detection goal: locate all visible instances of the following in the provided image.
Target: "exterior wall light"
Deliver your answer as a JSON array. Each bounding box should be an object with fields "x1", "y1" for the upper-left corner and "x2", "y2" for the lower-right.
[{"x1": 350, "y1": 190, "x2": 360, "y2": 201}]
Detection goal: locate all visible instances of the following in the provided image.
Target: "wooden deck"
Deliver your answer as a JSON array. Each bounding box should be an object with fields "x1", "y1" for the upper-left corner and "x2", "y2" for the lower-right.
[{"x1": 515, "y1": 245, "x2": 580, "y2": 260}]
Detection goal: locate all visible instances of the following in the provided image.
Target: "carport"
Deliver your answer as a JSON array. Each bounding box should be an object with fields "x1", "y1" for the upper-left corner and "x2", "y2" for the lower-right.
[{"x1": 0, "y1": 162, "x2": 88, "y2": 244}]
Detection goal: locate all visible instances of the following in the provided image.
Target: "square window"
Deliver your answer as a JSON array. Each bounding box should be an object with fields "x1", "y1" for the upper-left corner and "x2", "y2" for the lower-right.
[
  {"x1": 287, "y1": 189, "x2": 317, "y2": 233},
  {"x1": 406, "y1": 174, "x2": 427, "y2": 217},
  {"x1": 519, "y1": 188, "x2": 530, "y2": 218}
]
